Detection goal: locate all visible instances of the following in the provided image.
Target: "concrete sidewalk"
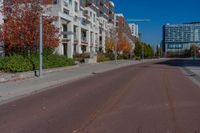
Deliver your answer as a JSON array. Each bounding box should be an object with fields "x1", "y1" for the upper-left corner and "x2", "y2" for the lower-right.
[
  {"x1": 181, "y1": 59, "x2": 200, "y2": 87},
  {"x1": 0, "y1": 59, "x2": 161, "y2": 105},
  {"x1": 0, "y1": 64, "x2": 81, "y2": 83}
]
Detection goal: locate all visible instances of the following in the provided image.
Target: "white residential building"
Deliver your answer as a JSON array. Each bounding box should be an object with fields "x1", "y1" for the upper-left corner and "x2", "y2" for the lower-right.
[
  {"x1": 44, "y1": 0, "x2": 115, "y2": 58},
  {"x1": 129, "y1": 23, "x2": 139, "y2": 38}
]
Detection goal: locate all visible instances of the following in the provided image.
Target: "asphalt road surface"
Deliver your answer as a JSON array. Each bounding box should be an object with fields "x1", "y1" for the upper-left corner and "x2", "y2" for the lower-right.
[{"x1": 0, "y1": 60, "x2": 200, "y2": 133}]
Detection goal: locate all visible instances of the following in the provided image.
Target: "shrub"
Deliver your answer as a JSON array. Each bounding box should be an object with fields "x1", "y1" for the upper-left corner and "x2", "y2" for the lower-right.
[
  {"x1": 73, "y1": 53, "x2": 90, "y2": 62},
  {"x1": 97, "y1": 53, "x2": 112, "y2": 62},
  {"x1": 122, "y1": 54, "x2": 129, "y2": 59},
  {"x1": 0, "y1": 54, "x2": 32, "y2": 72},
  {"x1": 0, "y1": 53, "x2": 75, "y2": 72},
  {"x1": 43, "y1": 54, "x2": 75, "y2": 69},
  {"x1": 135, "y1": 56, "x2": 141, "y2": 60},
  {"x1": 105, "y1": 53, "x2": 115, "y2": 60}
]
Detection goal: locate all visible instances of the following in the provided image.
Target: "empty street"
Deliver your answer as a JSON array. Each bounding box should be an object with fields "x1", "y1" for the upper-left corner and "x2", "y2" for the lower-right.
[{"x1": 0, "y1": 60, "x2": 200, "y2": 133}]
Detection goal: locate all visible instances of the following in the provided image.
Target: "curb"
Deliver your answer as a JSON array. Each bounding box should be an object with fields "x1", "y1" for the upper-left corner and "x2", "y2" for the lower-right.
[
  {"x1": 182, "y1": 67, "x2": 200, "y2": 82},
  {"x1": 0, "y1": 65, "x2": 79, "y2": 83}
]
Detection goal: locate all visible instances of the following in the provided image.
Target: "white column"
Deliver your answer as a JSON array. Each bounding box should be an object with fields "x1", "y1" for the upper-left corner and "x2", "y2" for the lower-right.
[
  {"x1": 102, "y1": 30, "x2": 106, "y2": 53},
  {"x1": 55, "y1": 17, "x2": 63, "y2": 55},
  {"x1": 92, "y1": 32, "x2": 96, "y2": 53},
  {"x1": 97, "y1": 32, "x2": 100, "y2": 52},
  {"x1": 67, "y1": 22, "x2": 74, "y2": 58},
  {"x1": 86, "y1": 30, "x2": 91, "y2": 53},
  {"x1": 76, "y1": 26, "x2": 82, "y2": 53}
]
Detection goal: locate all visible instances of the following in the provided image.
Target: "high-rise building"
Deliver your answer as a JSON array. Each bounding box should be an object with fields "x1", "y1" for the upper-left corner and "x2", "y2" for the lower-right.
[
  {"x1": 163, "y1": 22, "x2": 200, "y2": 54},
  {"x1": 129, "y1": 23, "x2": 139, "y2": 38}
]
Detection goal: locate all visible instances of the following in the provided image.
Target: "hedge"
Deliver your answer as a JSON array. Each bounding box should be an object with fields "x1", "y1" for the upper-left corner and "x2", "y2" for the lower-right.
[{"x1": 0, "y1": 54, "x2": 75, "y2": 72}]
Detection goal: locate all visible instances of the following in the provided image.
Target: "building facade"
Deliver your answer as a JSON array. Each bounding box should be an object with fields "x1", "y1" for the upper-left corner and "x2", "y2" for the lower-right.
[
  {"x1": 1, "y1": 0, "x2": 130, "y2": 58},
  {"x1": 129, "y1": 23, "x2": 139, "y2": 38},
  {"x1": 43, "y1": 0, "x2": 115, "y2": 58},
  {"x1": 115, "y1": 13, "x2": 135, "y2": 49},
  {"x1": 163, "y1": 22, "x2": 200, "y2": 54}
]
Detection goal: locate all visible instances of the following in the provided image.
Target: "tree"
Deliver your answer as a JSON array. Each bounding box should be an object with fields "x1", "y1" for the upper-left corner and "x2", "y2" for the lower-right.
[
  {"x1": 134, "y1": 40, "x2": 142, "y2": 57},
  {"x1": 190, "y1": 44, "x2": 198, "y2": 59},
  {"x1": 0, "y1": 0, "x2": 59, "y2": 54},
  {"x1": 134, "y1": 41, "x2": 154, "y2": 58},
  {"x1": 146, "y1": 44, "x2": 154, "y2": 58},
  {"x1": 105, "y1": 37, "x2": 114, "y2": 53},
  {"x1": 155, "y1": 46, "x2": 163, "y2": 58},
  {"x1": 117, "y1": 36, "x2": 132, "y2": 54}
]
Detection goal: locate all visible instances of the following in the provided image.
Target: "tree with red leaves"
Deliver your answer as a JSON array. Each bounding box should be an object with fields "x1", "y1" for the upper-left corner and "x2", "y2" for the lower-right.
[
  {"x1": 117, "y1": 35, "x2": 132, "y2": 54},
  {"x1": 0, "y1": 0, "x2": 59, "y2": 54}
]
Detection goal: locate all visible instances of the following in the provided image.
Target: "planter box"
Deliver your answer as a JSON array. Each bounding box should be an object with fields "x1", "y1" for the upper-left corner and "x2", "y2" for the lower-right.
[{"x1": 85, "y1": 56, "x2": 97, "y2": 64}]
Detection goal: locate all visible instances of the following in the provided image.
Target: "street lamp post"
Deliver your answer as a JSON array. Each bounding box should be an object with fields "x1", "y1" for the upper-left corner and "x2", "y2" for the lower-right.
[
  {"x1": 38, "y1": 0, "x2": 49, "y2": 77},
  {"x1": 159, "y1": 45, "x2": 161, "y2": 58},
  {"x1": 115, "y1": 42, "x2": 117, "y2": 64},
  {"x1": 39, "y1": 15, "x2": 43, "y2": 77},
  {"x1": 139, "y1": 32, "x2": 144, "y2": 60},
  {"x1": 38, "y1": 1, "x2": 53, "y2": 77},
  {"x1": 142, "y1": 43, "x2": 144, "y2": 60},
  {"x1": 114, "y1": 33, "x2": 118, "y2": 64}
]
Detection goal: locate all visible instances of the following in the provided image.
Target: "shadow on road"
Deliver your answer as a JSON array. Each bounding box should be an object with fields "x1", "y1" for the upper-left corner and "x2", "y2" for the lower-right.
[{"x1": 155, "y1": 59, "x2": 200, "y2": 67}]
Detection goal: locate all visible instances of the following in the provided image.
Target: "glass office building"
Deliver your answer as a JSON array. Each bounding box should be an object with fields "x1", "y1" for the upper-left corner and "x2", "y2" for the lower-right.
[{"x1": 163, "y1": 22, "x2": 200, "y2": 54}]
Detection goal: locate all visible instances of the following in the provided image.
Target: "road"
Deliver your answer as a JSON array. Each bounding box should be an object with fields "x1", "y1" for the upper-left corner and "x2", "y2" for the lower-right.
[{"x1": 0, "y1": 59, "x2": 200, "y2": 133}]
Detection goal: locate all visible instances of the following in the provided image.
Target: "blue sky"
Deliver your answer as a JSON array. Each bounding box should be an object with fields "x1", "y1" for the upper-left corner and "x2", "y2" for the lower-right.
[{"x1": 113, "y1": 0, "x2": 200, "y2": 46}]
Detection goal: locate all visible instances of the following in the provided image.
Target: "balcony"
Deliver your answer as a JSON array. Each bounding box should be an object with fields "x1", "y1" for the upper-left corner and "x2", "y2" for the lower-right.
[
  {"x1": 95, "y1": 38, "x2": 98, "y2": 44},
  {"x1": 85, "y1": 0, "x2": 92, "y2": 7},
  {"x1": 62, "y1": 36, "x2": 70, "y2": 43},
  {"x1": 81, "y1": 36, "x2": 88, "y2": 44},
  {"x1": 100, "y1": 1, "x2": 104, "y2": 6},
  {"x1": 63, "y1": 0, "x2": 69, "y2": 8}
]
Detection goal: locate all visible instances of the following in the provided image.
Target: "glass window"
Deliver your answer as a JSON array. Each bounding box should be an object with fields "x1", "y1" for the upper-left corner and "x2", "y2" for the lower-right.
[
  {"x1": 69, "y1": 0, "x2": 72, "y2": 5},
  {"x1": 53, "y1": 0, "x2": 59, "y2": 4},
  {"x1": 75, "y1": 1, "x2": 78, "y2": 12}
]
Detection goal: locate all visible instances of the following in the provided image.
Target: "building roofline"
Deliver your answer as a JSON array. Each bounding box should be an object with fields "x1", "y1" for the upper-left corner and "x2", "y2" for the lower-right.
[
  {"x1": 164, "y1": 22, "x2": 200, "y2": 27},
  {"x1": 115, "y1": 13, "x2": 124, "y2": 17},
  {"x1": 109, "y1": 1, "x2": 115, "y2": 7}
]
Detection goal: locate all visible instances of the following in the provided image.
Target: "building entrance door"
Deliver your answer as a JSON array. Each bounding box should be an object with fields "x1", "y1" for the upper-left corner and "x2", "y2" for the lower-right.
[{"x1": 63, "y1": 43, "x2": 68, "y2": 57}]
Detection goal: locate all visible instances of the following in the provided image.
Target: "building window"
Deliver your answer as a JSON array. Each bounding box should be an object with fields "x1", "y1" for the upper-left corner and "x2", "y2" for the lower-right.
[
  {"x1": 53, "y1": 0, "x2": 59, "y2": 4},
  {"x1": 74, "y1": 44, "x2": 77, "y2": 54},
  {"x1": 93, "y1": 14, "x2": 96, "y2": 22},
  {"x1": 69, "y1": 0, "x2": 72, "y2": 5},
  {"x1": 63, "y1": 43, "x2": 68, "y2": 56},
  {"x1": 81, "y1": 45, "x2": 86, "y2": 53},
  {"x1": 75, "y1": 1, "x2": 78, "y2": 12},
  {"x1": 63, "y1": 25, "x2": 68, "y2": 38},
  {"x1": 63, "y1": 8, "x2": 69, "y2": 15}
]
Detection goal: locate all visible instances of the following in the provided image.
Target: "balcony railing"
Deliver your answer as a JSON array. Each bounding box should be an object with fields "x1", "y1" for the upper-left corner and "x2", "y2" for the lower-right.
[{"x1": 81, "y1": 36, "x2": 88, "y2": 43}]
